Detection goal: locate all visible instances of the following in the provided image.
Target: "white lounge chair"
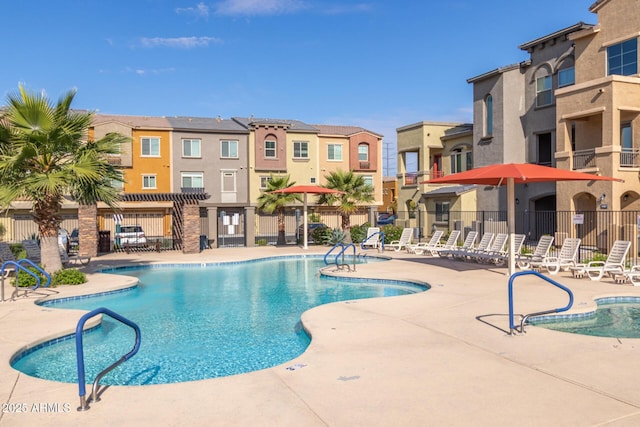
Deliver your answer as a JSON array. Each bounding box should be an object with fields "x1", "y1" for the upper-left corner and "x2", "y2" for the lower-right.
[
  {"x1": 469, "y1": 233, "x2": 508, "y2": 263},
  {"x1": 407, "y1": 230, "x2": 443, "y2": 254},
  {"x1": 516, "y1": 235, "x2": 554, "y2": 270},
  {"x1": 439, "y1": 231, "x2": 477, "y2": 258},
  {"x1": 479, "y1": 234, "x2": 526, "y2": 265},
  {"x1": 427, "y1": 230, "x2": 461, "y2": 257},
  {"x1": 531, "y1": 237, "x2": 581, "y2": 275},
  {"x1": 450, "y1": 232, "x2": 494, "y2": 260},
  {"x1": 361, "y1": 227, "x2": 382, "y2": 250},
  {"x1": 386, "y1": 228, "x2": 413, "y2": 252},
  {"x1": 571, "y1": 240, "x2": 631, "y2": 281}
]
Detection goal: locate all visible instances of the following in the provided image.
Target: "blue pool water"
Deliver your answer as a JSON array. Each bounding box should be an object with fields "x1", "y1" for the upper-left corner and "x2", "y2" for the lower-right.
[
  {"x1": 530, "y1": 297, "x2": 640, "y2": 338},
  {"x1": 12, "y1": 256, "x2": 427, "y2": 385}
]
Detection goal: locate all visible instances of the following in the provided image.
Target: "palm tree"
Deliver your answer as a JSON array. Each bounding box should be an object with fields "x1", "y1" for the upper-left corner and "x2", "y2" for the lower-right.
[
  {"x1": 257, "y1": 174, "x2": 302, "y2": 245},
  {"x1": 317, "y1": 169, "x2": 374, "y2": 231},
  {"x1": 0, "y1": 85, "x2": 126, "y2": 272}
]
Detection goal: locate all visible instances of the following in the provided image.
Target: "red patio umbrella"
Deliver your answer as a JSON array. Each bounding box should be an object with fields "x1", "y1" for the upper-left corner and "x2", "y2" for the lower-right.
[
  {"x1": 421, "y1": 163, "x2": 622, "y2": 275},
  {"x1": 271, "y1": 185, "x2": 344, "y2": 249}
]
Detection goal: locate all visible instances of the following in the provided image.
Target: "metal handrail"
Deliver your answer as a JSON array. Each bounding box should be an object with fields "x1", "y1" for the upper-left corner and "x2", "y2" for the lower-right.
[
  {"x1": 360, "y1": 231, "x2": 385, "y2": 251},
  {"x1": 334, "y1": 243, "x2": 357, "y2": 272},
  {"x1": 508, "y1": 270, "x2": 574, "y2": 335},
  {"x1": 324, "y1": 242, "x2": 346, "y2": 265},
  {"x1": 76, "y1": 307, "x2": 141, "y2": 411},
  {"x1": 1, "y1": 260, "x2": 51, "y2": 302}
]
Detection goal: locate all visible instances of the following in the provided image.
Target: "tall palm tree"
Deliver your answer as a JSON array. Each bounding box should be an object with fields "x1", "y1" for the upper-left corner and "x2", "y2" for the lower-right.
[
  {"x1": 0, "y1": 85, "x2": 126, "y2": 272},
  {"x1": 317, "y1": 169, "x2": 374, "y2": 230},
  {"x1": 257, "y1": 174, "x2": 302, "y2": 245}
]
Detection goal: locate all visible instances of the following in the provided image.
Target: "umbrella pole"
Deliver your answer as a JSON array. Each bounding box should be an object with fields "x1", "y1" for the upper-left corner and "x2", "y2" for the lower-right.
[
  {"x1": 303, "y1": 193, "x2": 308, "y2": 250},
  {"x1": 508, "y1": 178, "x2": 516, "y2": 276}
]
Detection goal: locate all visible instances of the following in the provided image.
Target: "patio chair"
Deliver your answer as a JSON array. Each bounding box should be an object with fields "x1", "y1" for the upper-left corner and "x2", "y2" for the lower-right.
[
  {"x1": 361, "y1": 227, "x2": 382, "y2": 250},
  {"x1": 406, "y1": 230, "x2": 443, "y2": 254},
  {"x1": 386, "y1": 228, "x2": 413, "y2": 252},
  {"x1": 426, "y1": 230, "x2": 461, "y2": 257},
  {"x1": 438, "y1": 231, "x2": 477, "y2": 258},
  {"x1": 480, "y1": 234, "x2": 526, "y2": 265},
  {"x1": 58, "y1": 242, "x2": 91, "y2": 267},
  {"x1": 571, "y1": 240, "x2": 631, "y2": 281},
  {"x1": 516, "y1": 235, "x2": 554, "y2": 270},
  {"x1": 21, "y1": 240, "x2": 41, "y2": 263},
  {"x1": 450, "y1": 232, "x2": 494, "y2": 260},
  {"x1": 531, "y1": 237, "x2": 581, "y2": 275},
  {"x1": 0, "y1": 242, "x2": 18, "y2": 277},
  {"x1": 469, "y1": 233, "x2": 508, "y2": 263}
]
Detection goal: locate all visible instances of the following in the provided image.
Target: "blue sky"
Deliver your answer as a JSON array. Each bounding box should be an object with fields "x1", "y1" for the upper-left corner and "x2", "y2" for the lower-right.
[{"x1": 2, "y1": 0, "x2": 596, "y2": 175}]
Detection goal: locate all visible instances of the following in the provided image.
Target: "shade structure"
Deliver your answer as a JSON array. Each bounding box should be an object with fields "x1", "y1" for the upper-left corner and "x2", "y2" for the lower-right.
[
  {"x1": 421, "y1": 163, "x2": 622, "y2": 276},
  {"x1": 270, "y1": 185, "x2": 344, "y2": 249}
]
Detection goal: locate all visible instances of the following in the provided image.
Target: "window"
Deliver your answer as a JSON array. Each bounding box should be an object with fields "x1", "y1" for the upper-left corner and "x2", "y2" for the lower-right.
[
  {"x1": 484, "y1": 95, "x2": 493, "y2": 137},
  {"x1": 260, "y1": 176, "x2": 272, "y2": 189},
  {"x1": 293, "y1": 141, "x2": 309, "y2": 159},
  {"x1": 310, "y1": 177, "x2": 316, "y2": 184},
  {"x1": 221, "y1": 140, "x2": 238, "y2": 158},
  {"x1": 264, "y1": 140, "x2": 276, "y2": 158},
  {"x1": 435, "y1": 201, "x2": 450, "y2": 222},
  {"x1": 558, "y1": 67, "x2": 575, "y2": 87},
  {"x1": 182, "y1": 139, "x2": 201, "y2": 158},
  {"x1": 358, "y1": 144, "x2": 369, "y2": 161},
  {"x1": 362, "y1": 175, "x2": 373, "y2": 187},
  {"x1": 536, "y1": 75, "x2": 552, "y2": 107},
  {"x1": 142, "y1": 175, "x2": 156, "y2": 189},
  {"x1": 181, "y1": 172, "x2": 204, "y2": 189},
  {"x1": 621, "y1": 123, "x2": 636, "y2": 167},
  {"x1": 141, "y1": 137, "x2": 160, "y2": 156},
  {"x1": 537, "y1": 133, "x2": 552, "y2": 166},
  {"x1": 110, "y1": 178, "x2": 124, "y2": 189},
  {"x1": 328, "y1": 144, "x2": 343, "y2": 161},
  {"x1": 450, "y1": 147, "x2": 473, "y2": 173},
  {"x1": 608, "y1": 38, "x2": 638, "y2": 76}
]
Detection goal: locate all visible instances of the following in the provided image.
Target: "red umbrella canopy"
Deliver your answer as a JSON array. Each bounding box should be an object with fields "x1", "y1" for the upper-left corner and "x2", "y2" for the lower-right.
[
  {"x1": 421, "y1": 163, "x2": 622, "y2": 185},
  {"x1": 271, "y1": 185, "x2": 344, "y2": 194}
]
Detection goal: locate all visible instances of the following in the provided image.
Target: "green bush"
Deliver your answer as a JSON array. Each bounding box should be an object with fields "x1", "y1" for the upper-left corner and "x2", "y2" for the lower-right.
[
  {"x1": 52, "y1": 269, "x2": 87, "y2": 286},
  {"x1": 310, "y1": 226, "x2": 332, "y2": 245},
  {"x1": 328, "y1": 228, "x2": 348, "y2": 245},
  {"x1": 256, "y1": 239, "x2": 268, "y2": 246},
  {"x1": 349, "y1": 222, "x2": 371, "y2": 244},
  {"x1": 381, "y1": 225, "x2": 403, "y2": 244},
  {"x1": 14, "y1": 266, "x2": 49, "y2": 288}
]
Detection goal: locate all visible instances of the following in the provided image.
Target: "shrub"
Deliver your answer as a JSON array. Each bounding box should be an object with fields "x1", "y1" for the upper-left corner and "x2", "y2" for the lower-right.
[
  {"x1": 256, "y1": 239, "x2": 268, "y2": 246},
  {"x1": 328, "y1": 228, "x2": 348, "y2": 245},
  {"x1": 310, "y1": 226, "x2": 332, "y2": 245},
  {"x1": 349, "y1": 222, "x2": 371, "y2": 244},
  {"x1": 381, "y1": 225, "x2": 403, "y2": 244},
  {"x1": 14, "y1": 266, "x2": 49, "y2": 288},
  {"x1": 52, "y1": 269, "x2": 87, "y2": 286}
]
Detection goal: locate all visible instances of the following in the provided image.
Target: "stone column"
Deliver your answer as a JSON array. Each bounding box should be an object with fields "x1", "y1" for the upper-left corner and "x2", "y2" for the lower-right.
[
  {"x1": 207, "y1": 206, "x2": 218, "y2": 248},
  {"x1": 244, "y1": 206, "x2": 256, "y2": 247},
  {"x1": 183, "y1": 202, "x2": 200, "y2": 254},
  {"x1": 79, "y1": 203, "x2": 98, "y2": 257}
]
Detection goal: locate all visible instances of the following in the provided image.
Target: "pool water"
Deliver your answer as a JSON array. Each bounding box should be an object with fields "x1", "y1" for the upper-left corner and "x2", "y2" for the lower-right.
[
  {"x1": 530, "y1": 299, "x2": 640, "y2": 338},
  {"x1": 12, "y1": 257, "x2": 427, "y2": 385}
]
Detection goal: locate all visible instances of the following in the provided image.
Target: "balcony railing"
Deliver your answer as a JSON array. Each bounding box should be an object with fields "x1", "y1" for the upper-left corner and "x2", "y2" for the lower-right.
[
  {"x1": 359, "y1": 161, "x2": 370, "y2": 170},
  {"x1": 621, "y1": 148, "x2": 640, "y2": 168},
  {"x1": 572, "y1": 149, "x2": 596, "y2": 170},
  {"x1": 403, "y1": 170, "x2": 445, "y2": 186},
  {"x1": 181, "y1": 187, "x2": 205, "y2": 194},
  {"x1": 404, "y1": 173, "x2": 418, "y2": 186}
]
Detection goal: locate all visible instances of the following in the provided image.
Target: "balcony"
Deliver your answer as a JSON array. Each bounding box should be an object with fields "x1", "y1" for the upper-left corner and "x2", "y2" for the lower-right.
[
  {"x1": 402, "y1": 170, "x2": 444, "y2": 186},
  {"x1": 359, "y1": 161, "x2": 371, "y2": 170},
  {"x1": 621, "y1": 148, "x2": 640, "y2": 168},
  {"x1": 572, "y1": 149, "x2": 596, "y2": 170},
  {"x1": 181, "y1": 187, "x2": 205, "y2": 194},
  {"x1": 404, "y1": 172, "x2": 418, "y2": 186}
]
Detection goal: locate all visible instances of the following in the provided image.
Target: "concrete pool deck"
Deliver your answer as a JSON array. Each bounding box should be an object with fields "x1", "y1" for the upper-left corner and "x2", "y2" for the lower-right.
[{"x1": 2, "y1": 246, "x2": 640, "y2": 426}]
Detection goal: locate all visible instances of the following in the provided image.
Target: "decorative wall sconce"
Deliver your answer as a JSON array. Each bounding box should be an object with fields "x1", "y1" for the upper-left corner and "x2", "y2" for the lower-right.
[
  {"x1": 623, "y1": 193, "x2": 629, "y2": 202},
  {"x1": 599, "y1": 193, "x2": 606, "y2": 202}
]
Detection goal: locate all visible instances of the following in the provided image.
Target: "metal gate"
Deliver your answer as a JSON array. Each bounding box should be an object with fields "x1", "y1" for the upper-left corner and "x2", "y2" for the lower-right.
[{"x1": 217, "y1": 209, "x2": 245, "y2": 247}]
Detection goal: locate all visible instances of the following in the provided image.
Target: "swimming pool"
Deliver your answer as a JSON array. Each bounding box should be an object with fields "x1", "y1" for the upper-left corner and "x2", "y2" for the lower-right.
[
  {"x1": 529, "y1": 297, "x2": 640, "y2": 338},
  {"x1": 12, "y1": 256, "x2": 428, "y2": 385}
]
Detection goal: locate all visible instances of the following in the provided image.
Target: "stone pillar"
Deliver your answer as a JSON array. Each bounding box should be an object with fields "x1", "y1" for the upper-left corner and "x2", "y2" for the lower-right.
[
  {"x1": 79, "y1": 204, "x2": 98, "y2": 257},
  {"x1": 244, "y1": 206, "x2": 256, "y2": 247},
  {"x1": 207, "y1": 206, "x2": 218, "y2": 248},
  {"x1": 368, "y1": 206, "x2": 378, "y2": 225},
  {"x1": 183, "y1": 202, "x2": 200, "y2": 254}
]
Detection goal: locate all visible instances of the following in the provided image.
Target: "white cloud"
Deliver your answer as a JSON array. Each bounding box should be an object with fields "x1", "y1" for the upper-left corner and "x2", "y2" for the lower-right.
[
  {"x1": 214, "y1": 0, "x2": 308, "y2": 16},
  {"x1": 123, "y1": 67, "x2": 176, "y2": 76},
  {"x1": 176, "y1": 2, "x2": 210, "y2": 18},
  {"x1": 139, "y1": 36, "x2": 223, "y2": 49}
]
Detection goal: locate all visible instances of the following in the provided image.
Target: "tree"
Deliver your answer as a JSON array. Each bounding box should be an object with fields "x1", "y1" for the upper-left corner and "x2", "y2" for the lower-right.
[
  {"x1": 0, "y1": 85, "x2": 126, "y2": 272},
  {"x1": 257, "y1": 174, "x2": 302, "y2": 245},
  {"x1": 317, "y1": 169, "x2": 374, "y2": 231}
]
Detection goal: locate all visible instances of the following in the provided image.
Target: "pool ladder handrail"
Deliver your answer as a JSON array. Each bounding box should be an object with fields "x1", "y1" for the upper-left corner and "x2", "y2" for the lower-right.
[
  {"x1": 1, "y1": 259, "x2": 52, "y2": 302},
  {"x1": 76, "y1": 307, "x2": 141, "y2": 411},
  {"x1": 508, "y1": 270, "x2": 574, "y2": 335},
  {"x1": 360, "y1": 231, "x2": 385, "y2": 252},
  {"x1": 323, "y1": 242, "x2": 357, "y2": 271}
]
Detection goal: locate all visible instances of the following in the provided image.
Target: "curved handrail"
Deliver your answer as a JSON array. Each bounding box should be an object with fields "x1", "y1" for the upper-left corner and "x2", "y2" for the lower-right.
[
  {"x1": 1, "y1": 260, "x2": 51, "y2": 302},
  {"x1": 76, "y1": 307, "x2": 141, "y2": 411},
  {"x1": 508, "y1": 270, "x2": 574, "y2": 335},
  {"x1": 335, "y1": 243, "x2": 357, "y2": 271},
  {"x1": 324, "y1": 242, "x2": 345, "y2": 265},
  {"x1": 360, "y1": 231, "x2": 385, "y2": 251}
]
